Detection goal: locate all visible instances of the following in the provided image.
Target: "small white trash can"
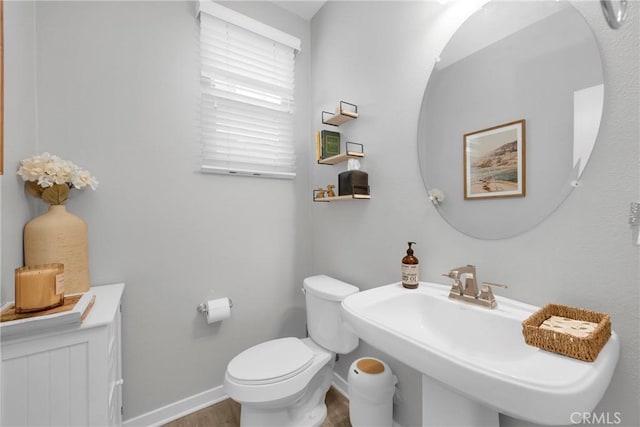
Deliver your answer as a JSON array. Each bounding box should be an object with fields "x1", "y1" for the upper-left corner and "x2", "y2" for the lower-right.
[{"x1": 348, "y1": 357, "x2": 397, "y2": 427}]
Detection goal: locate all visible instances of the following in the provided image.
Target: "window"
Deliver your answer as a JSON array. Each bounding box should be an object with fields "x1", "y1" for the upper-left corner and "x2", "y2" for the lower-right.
[{"x1": 197, "y1": 2, "x2": 300, "y2": 179}]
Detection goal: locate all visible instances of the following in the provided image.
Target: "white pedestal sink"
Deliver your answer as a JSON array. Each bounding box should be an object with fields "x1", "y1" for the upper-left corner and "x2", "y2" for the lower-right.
[{"x1": 341, "y1": 282, "x2": 620, "y2": 426}]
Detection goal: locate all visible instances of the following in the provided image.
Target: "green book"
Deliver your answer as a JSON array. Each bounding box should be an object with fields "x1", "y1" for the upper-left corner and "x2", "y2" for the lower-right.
[{"x1": 321, "y1": 130, "x2": 341, "y2": 159}]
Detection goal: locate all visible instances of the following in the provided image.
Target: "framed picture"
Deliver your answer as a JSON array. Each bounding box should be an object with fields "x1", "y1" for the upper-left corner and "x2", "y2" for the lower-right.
[{"x1": 463, "y1": 119, "x2": 525, "y2": 199}]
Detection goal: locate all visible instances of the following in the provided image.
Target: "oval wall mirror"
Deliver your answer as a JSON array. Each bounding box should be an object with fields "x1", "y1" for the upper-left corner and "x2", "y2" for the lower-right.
[{"x1": 418, "y1": 1, "x2": 603, "y2": 239}]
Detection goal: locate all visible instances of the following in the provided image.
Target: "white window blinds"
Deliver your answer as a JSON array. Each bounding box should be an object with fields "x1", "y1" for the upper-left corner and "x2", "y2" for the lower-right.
[{"x1": 198, "y1": 3, "x2": 300, "y2": 179}]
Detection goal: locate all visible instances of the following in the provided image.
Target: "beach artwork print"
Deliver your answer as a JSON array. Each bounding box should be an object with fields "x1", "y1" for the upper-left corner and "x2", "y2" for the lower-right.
[{"x1": 463, "y1": 119, "x2": 526, "y2": 199}]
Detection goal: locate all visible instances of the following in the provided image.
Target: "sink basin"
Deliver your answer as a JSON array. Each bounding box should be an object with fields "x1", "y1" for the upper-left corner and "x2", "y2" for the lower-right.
[{"x1": 341, "y1": 282, "x2": 620, "y2": 425}]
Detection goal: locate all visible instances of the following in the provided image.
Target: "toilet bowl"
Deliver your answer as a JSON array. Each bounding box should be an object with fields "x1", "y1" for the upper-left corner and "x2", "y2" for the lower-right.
[
  {"x1": 224, "y1": 337, "x2": 334, "y2": 426},
  {"x1": 224, "y1": 275, "x2": 359, "y2": 427}
]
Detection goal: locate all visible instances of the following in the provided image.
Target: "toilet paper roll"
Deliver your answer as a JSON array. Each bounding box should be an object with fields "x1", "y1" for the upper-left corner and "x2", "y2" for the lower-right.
[{"x1": 205, "y1": 297, "x2": 231, "y2": 324}]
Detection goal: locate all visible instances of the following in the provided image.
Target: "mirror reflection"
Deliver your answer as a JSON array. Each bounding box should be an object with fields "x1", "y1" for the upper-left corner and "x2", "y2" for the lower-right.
[{"x1": 418, "y1": 1, "x2": 603, "y2": 239}]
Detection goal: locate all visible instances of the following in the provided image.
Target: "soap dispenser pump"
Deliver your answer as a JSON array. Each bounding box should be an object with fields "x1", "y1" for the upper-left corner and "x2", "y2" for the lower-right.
[{"x1": 401, "y1": 242, "x2": 419, "y2": 289}]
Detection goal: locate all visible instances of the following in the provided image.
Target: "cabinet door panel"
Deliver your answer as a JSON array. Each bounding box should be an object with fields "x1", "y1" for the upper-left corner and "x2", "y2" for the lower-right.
[
  {"x1": 3, "y1": 341, "x2": 91, "y2": 426},
  {"x1": 27, "y1": 351, "x2": 51, "y2": 426},
  {"x1": 68, "y1": 342, "x2": 90, "y2": 426},
  {"x1": 49, "y1": 346, "x2": 71, "y2": 426},
  {"x1": 2, "y1": 357, "x2": 28, "y2": 426}
]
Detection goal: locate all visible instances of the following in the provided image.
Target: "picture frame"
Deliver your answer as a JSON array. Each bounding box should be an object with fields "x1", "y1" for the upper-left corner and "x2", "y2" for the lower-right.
[{"x1": 463, "y1": 119, "x2": 525, "y2": 200}]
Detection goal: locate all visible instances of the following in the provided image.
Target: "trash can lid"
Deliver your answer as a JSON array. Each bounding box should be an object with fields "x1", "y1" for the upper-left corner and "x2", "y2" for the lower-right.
[{"x1": 357, "y1": 358, "x2": 385, "y2": 374}]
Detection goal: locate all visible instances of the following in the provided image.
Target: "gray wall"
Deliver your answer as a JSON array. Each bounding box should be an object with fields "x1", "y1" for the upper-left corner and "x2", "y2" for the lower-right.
[
  {"x1": 2, "y1": 1, "x2": 39, "y2": 301},
  {"x1": 2, "y1": 0, "x2": 638, "y2": 426},
  {"x1": 310, "y1": 1, "x2": 638, "y2": 427},
  {"x1": 2, "y1": 0, "x2": 312, "y2": 419}
]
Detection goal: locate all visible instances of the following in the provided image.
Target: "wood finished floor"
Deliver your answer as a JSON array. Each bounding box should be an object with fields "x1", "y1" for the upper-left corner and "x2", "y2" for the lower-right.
[{"x1": 163, "y1": 387, "x2": 351, "y2": 427}]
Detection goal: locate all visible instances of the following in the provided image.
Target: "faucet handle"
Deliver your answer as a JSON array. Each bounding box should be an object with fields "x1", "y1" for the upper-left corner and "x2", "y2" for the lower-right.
[
  {"x1": 443, "y1": 271, "x2": 463, "y2": 295},
  {"x1": 479, "y1": 282, "x2": 507, "y2": 305},
  {"x1": 482, "y1": 282, "x2": 508, "y2": 290},
  {"x1": 442, "y1": 271, "x2": 458, "y2": 279}
]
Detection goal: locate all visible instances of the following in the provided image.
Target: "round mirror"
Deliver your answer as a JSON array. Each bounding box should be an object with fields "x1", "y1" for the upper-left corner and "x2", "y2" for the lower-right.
[{"x1": 418, "y1": 1, "x2": 603, "y2": 239}]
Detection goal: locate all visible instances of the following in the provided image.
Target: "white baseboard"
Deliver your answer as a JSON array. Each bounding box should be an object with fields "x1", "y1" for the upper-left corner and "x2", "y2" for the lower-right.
[
  {"x1": 332, "y1": 371, "x2": 349, "y2": 398},
  {"x1": 122, "y1": 385, "x2": 227, "y2": 427},
  {"x1": 122, "y1": 373, "x2": 401, "y2": 427}
]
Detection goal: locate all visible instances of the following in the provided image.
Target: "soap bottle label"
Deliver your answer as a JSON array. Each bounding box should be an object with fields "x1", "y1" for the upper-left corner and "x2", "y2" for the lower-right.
[{"x1": 402, "y1": 263, "x2": 419, "y2": 286}]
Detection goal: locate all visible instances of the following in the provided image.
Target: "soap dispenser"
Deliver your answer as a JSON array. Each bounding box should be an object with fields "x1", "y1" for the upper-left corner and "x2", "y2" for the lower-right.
[{"x1": 401, "y1": 242, "x2": 419, "y2": 289}]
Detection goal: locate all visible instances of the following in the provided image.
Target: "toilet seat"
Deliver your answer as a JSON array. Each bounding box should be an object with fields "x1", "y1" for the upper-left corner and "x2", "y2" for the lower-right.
[{"x1": 227, "y1": 337, "x2": 314, "y2": 385}]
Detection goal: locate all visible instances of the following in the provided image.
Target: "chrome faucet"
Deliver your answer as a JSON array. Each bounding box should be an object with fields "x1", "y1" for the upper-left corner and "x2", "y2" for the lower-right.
[{"x1": 442, "y1": 265, "x2": 507, "y2": 309}]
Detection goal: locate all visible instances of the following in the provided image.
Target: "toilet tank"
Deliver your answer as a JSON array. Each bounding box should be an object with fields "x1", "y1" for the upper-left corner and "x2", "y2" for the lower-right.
[{"x1": 303, "y1": 275, "x2": 359, "y2": 354}]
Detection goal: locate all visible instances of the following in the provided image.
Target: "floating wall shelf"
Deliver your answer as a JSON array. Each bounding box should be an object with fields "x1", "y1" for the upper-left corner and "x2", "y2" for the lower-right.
[
  {"x1": 318, "y1": 141, "x2": 364, "y2": 165},
  {"x1": 322, "y1": 101, "x2": 359, "y2": 126},
  {"x1": 313, "y1": 192, "x2": 371, "y2": 202},
  {"x1": 314, "y1": 101, "x2": 370, "y2": 203}
]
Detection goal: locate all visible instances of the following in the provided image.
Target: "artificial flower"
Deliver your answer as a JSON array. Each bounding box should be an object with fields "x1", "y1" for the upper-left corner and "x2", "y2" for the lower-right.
[{"x1": 17, "y1": 153, "x2": 98, "y2": 205}]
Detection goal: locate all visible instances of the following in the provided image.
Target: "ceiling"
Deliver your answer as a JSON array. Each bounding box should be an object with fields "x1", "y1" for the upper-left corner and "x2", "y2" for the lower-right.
[{"x1": 272, "y1": 1, "x2": 327, "y2": 20}]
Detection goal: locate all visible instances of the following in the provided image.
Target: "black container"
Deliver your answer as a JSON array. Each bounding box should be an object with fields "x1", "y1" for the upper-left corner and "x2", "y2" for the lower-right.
[{"x1": 338, "y1": 170, "x2": 369, "y2": 196}]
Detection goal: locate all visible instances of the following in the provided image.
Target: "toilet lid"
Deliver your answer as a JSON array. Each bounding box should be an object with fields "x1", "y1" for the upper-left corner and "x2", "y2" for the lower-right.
[{"x1": 227, "y1": 337, "x2": 314, "y2": 385}]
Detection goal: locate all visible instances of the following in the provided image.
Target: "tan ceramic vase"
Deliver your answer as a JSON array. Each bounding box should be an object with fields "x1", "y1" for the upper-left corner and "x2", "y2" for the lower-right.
[{"x1": 23, "y1": 205, "x2": 90, "y2": 295}]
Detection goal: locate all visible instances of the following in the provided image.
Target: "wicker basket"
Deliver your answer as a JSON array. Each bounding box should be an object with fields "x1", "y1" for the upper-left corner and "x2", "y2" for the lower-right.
[{"x1": 522, "y1": 304, "x2": 611, "y2": 362}]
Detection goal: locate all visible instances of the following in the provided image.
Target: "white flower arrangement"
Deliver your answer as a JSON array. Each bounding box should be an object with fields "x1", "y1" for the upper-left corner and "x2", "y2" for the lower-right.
[
  {"x1": 428, "y1": 188, "x2": 445, "y2": 205},
  {"x1": 17, "y1": 153, "x2": 98, "y2": 205}
]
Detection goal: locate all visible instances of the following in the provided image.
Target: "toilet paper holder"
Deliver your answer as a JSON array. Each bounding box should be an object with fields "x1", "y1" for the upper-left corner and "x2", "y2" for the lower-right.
[{"x1": 196, "y1": 298, "x2": 233, "y2": 314}]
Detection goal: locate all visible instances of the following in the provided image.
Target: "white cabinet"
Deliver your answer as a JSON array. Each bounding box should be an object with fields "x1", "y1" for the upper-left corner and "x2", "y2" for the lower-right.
[{"x1": 2, "y1": 283, "x2": 125, "y2": 427}]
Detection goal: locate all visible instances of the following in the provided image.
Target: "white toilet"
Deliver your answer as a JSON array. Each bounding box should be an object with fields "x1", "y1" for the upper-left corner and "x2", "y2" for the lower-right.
[{"x1": 224, "y1": 275, "x2": 359, "y2": 427}]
